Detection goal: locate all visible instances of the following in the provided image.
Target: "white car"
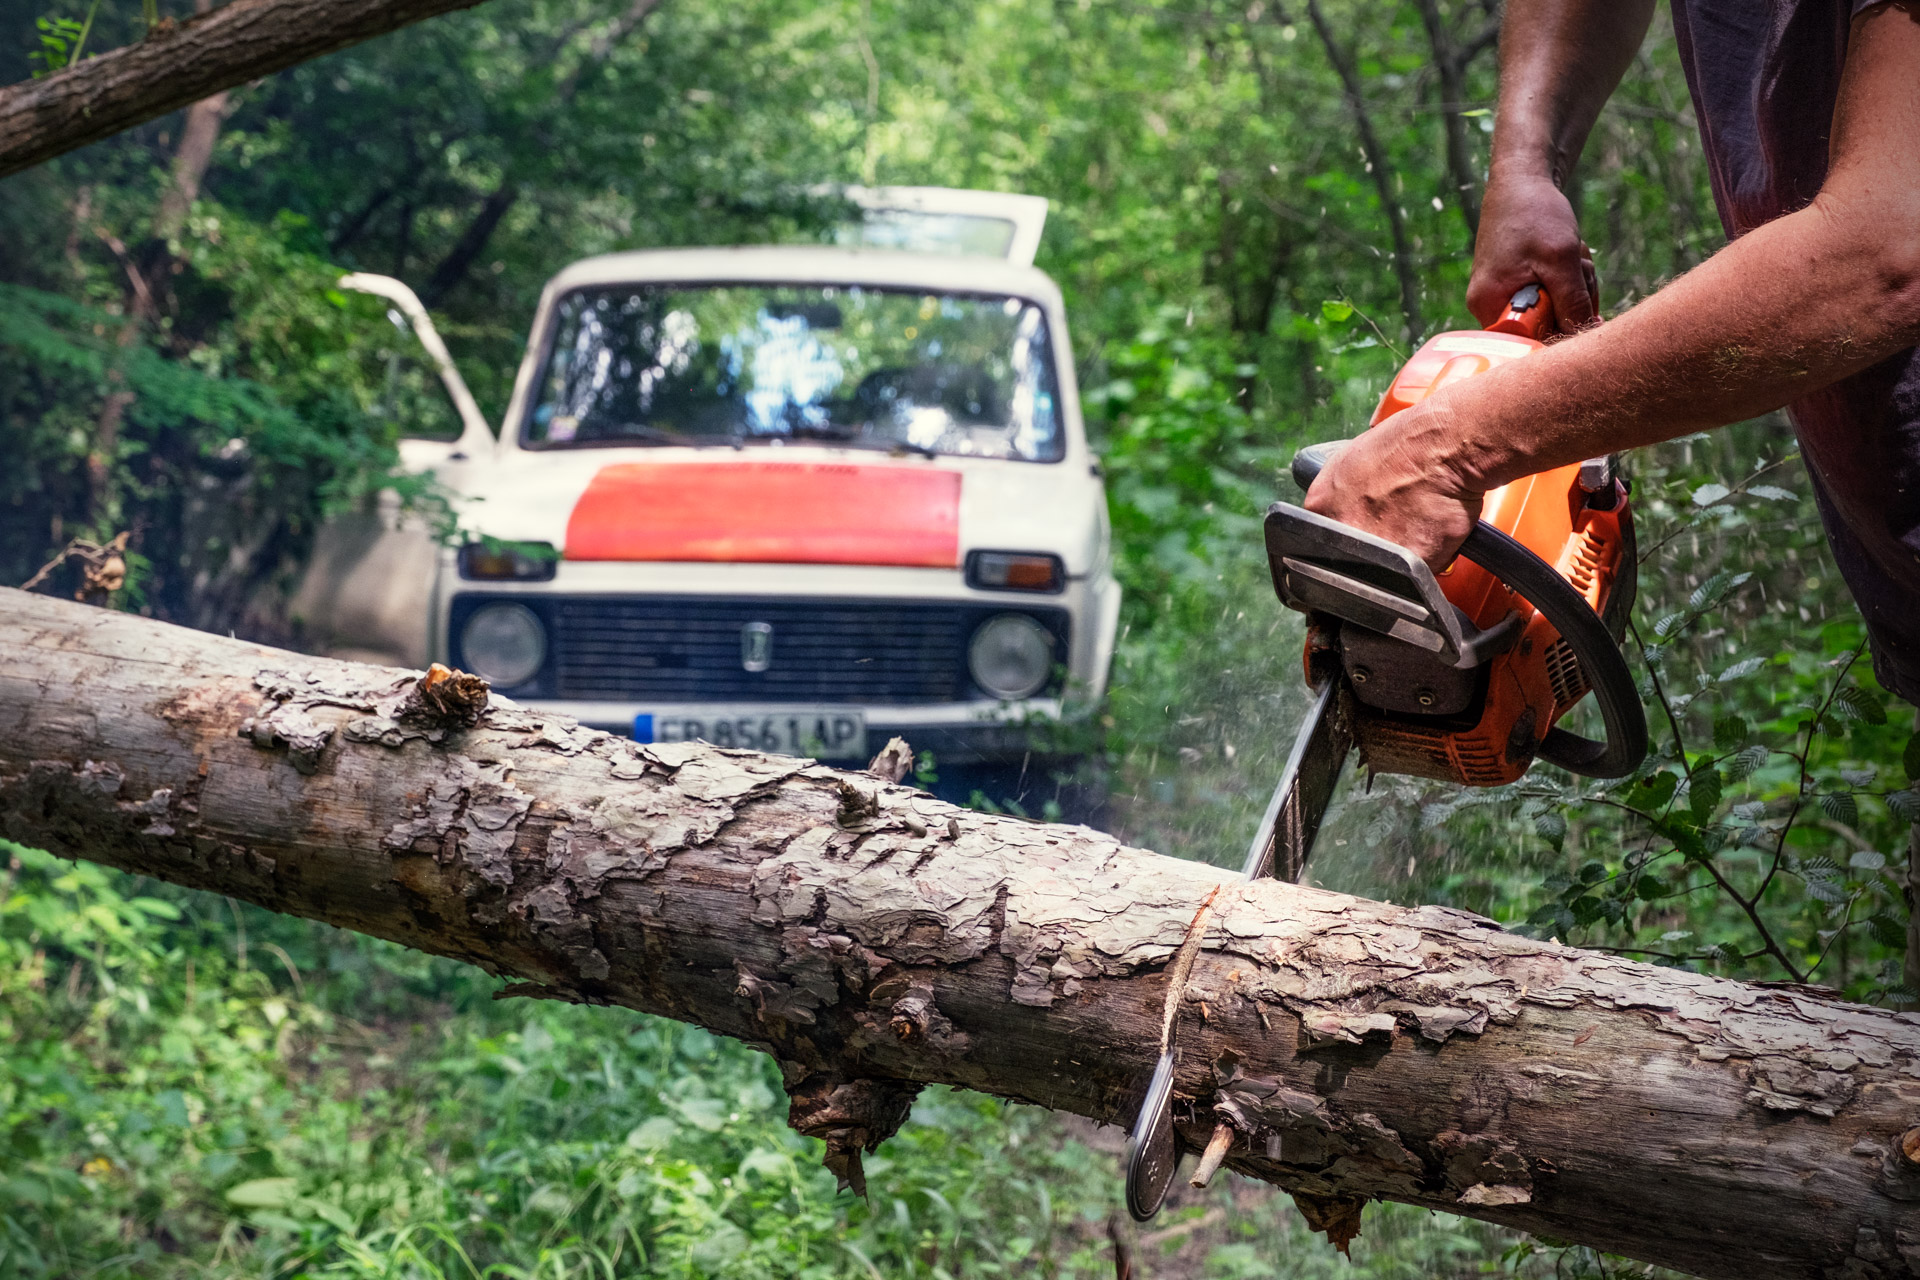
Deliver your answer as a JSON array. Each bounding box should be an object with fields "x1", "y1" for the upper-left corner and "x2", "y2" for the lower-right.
[{"x1": 299, "y1": 189, "x2": 1120, "y2": 811}]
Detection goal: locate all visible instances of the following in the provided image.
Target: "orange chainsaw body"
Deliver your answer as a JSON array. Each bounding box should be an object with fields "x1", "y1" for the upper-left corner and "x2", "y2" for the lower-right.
[{"x1": 1317, "y1": 299, "x2": 1635, "y2": 786}]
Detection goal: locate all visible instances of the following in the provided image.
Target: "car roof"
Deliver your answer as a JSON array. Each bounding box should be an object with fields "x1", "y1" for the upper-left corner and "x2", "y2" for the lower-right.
[{"x1": 542, "y1": 246, "x2": 1066, "y2": 310}]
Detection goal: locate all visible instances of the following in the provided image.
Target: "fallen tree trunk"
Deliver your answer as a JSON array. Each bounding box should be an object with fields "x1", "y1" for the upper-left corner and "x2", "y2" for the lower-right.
[
  {"x1": 0, "y1": 0, "x2": 490, "y2": 178},
  {"x1": 1, "y1": 585, "x2": 1916, "y2": 1279}
]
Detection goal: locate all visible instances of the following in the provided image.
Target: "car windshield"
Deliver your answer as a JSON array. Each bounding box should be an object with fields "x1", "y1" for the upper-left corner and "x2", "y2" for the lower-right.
[{"x1": 523, "y1": 283, "x2": 1064, "y2": 462}]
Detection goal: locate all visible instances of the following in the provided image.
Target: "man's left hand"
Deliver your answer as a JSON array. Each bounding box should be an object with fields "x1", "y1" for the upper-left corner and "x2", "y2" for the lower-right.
[{"x1": 1301, "y1": 397, "x2": 1485, "y2": 572}]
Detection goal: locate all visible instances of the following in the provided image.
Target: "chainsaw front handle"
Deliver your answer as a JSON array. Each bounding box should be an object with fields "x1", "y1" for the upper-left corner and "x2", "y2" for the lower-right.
[{"x1": 1290, "y1": 442, "x2": 1647, "y2": 780}]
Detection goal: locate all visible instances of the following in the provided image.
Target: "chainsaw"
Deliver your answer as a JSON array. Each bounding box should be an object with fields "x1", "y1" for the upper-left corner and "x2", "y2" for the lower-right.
[{"x1": 1123, "y1": 285, "x2": 1649, "y2": 1220}]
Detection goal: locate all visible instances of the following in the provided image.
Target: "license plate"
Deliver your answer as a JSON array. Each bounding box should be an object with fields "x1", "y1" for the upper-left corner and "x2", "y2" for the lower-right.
[{"x1": 633, "y1": 708, "x2": 867, "y2": 759}]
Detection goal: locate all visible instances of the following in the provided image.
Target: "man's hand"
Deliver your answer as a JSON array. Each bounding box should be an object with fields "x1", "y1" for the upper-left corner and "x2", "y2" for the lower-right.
[
  {"x1": 1301, "y1": 396, "x2": 1485, "y2": 572},
  {"x1": 1464, "y1": 0, "x2": 1653, "y2": 333},
  {"x1": 1306, "y1": 2, "x2": 1920, "y2": 579},
  {"x1": 1466, "y1": 169, "x2": 1599, "y2": 332}
]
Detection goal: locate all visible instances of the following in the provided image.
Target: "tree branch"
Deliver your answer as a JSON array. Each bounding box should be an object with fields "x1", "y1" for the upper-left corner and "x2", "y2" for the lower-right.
[
  {"x1": 1409, "y1": 0, "x2": 1483, "y2": 247},
  {"x1": 0, "y1": 0, "x2": 492, "y2": 178}
]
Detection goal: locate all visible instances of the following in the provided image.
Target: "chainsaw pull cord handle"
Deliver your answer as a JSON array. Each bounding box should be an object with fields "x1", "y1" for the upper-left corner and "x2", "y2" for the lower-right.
[{"x1": 1290, "y1": 443, "x2": 1647, "y2": 780}]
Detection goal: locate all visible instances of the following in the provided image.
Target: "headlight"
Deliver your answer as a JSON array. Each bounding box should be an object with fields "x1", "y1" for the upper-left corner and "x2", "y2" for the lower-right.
[
  {"x1": 968, "y1": 613, "x2": 1054, "y2": 700},
  {"x1": 459, "y1": 541, "x2": 558, "y2": 581},
  {"x1": 460, "y1": 603, "x2": 546, "y2": 687}
]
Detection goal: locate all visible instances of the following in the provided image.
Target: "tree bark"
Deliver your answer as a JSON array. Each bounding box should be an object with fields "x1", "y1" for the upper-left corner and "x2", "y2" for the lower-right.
[
  {"x1": 0, "y1": 0, "x2": 490, "y2": 179},
  {"x1": 1, "y1": 585, "x2": 1917, "y2": 1279}
]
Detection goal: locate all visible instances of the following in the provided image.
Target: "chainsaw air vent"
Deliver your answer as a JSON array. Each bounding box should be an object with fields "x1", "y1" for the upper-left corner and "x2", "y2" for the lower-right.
[
  {"x1": 1544, "y1": 636, "x2": 1589, "y2": 711},
  {"x1": 1447, "y1": 738, "x2": 1510, "y2": 787},
  {"x1": 1358, "y1": 717, "x2": 1516, "y2": 786},
  {"x1": 1562, "y1": 528, "x2": 1605, "y2": 601}
]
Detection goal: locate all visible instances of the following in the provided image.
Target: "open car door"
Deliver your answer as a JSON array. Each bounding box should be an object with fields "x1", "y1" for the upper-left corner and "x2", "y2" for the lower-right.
[{"x1": 290, "y1": 274, "x2": 489, "y2": 666}]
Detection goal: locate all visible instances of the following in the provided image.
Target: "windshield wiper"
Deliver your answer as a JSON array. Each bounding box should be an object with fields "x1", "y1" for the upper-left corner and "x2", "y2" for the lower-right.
[
  {"x1": 784, "y1": 422, "x2": 939, "y2": 459},
  {"x1": 785, "y1": 422, "x2": 863, "y2": 444},
  {"x1": 550, "y1": 423, "x2": 699, "y2": 448}
]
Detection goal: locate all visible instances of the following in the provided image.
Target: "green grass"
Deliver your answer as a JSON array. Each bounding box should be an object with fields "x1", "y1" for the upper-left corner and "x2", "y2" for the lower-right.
[{"x1": 1, "y1": 841, "x2": 1553, "y2": 1278}]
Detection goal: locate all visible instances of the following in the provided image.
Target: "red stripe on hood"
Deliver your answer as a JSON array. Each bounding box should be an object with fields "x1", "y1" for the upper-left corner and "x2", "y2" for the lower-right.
[{"x1": 564, "y1": 460, "x2": 961, "y2": 567}]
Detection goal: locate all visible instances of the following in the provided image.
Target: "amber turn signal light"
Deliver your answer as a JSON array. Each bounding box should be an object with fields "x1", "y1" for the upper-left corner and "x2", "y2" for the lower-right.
[
  {"x1": 965, "y1": 550, "x2": 1064, "y2": 594},
  {"x1": 458, "y1": 541, "x2": 559, "y2": 581}
]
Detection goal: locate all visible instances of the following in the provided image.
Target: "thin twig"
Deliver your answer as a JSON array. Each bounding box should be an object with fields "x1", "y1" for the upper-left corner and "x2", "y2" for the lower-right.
[
  {"x1": 1632, "y1": 621, "x2": 1807, "y2": 982},
  {"x1": 1332, "y1": 292, "x2": 1407, "y2": 363},
  {"x1": 1806, "y1": 896, "x2": 1864, "y2": 983},
  {"x1": 1756, "y1": 643, "x2": 1864, "y2": 908},
  {"x1": 1636, "y1": 454, "x2": 1799, "y2": 566}
]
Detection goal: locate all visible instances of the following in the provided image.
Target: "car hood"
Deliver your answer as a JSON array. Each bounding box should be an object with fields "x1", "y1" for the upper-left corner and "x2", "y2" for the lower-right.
[{"x1": 443, "y1": 445, "x2": 1110, "y2": 576}]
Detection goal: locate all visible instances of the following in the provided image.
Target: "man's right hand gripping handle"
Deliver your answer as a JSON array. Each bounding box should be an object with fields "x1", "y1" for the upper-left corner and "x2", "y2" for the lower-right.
[
  {"x1": 1466, "y1": 170, "x2": 1599, "y2": 335},
  {"x1": 1465, "y1": 0, "x2": 1656, "y2": 334}
]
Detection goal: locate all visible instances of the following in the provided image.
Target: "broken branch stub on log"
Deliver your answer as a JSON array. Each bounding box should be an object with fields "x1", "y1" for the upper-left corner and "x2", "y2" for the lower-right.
[{"x1": 0, "y1": 586, "x2": 1916, "y2": 1279}]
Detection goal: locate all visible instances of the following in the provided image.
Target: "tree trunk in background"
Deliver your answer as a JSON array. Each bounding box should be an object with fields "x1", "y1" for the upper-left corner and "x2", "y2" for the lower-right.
[
  {"x1": 2, "y1": 587, "x2": 1917, "y2": 1280},
  {"x1": 421, "y1": 182, "x2": 519, "y2": 307},
  {"x1": 153, "y1": 0, "x2": 236, "y2": 245},
  {"x1": 418, "y1": 0, "x2": 664, "y2": 304},
  {"x1": 87, "y1": 20, "x2": 232, "y2": 531},
  {"x1": 1409, "y1": 0, "x2": 1498, "y2": 250},
  {"x1": 1303, "y1": 0, "x2": 1423, "y2": 346},
  {"x1": 0, "y1": 0, "x2": 491, "y2": 178}
]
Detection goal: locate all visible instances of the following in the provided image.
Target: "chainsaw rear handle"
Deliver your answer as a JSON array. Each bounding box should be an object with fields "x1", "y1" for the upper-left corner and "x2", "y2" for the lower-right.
[
  {"x1": 1487, "y1": 282, "x2": 1556, "y2": 341},
  {"x1": 1290, "y1": 442, "x2": 1647, "y2": 780}
]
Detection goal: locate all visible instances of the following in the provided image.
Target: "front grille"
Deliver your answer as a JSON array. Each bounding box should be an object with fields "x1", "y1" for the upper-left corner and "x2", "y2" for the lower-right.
[{"x1": 448, "y1": 594, "x2": 1069, "y2": 704}]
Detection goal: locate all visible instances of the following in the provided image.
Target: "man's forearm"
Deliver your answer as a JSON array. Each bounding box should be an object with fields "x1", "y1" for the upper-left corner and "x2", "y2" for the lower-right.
[
  {"x1": 1489, "y1": 0, "x2": 1655, "y2": 186},
  {"x1": 1435, "y1": 2, "x2": 1920, "y2": 493},
  {"x1": 1435, "y1": 185, "x2": 1920, "y2": 492},
  {"x1": 1310, "y1": 3, "x2": 1919, "y2": 571}
]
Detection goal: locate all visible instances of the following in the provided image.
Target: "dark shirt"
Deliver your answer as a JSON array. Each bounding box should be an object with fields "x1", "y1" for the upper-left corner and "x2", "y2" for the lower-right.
[{"x1": 1669, "y1": 0, "x2": 1920, "y2": 701}]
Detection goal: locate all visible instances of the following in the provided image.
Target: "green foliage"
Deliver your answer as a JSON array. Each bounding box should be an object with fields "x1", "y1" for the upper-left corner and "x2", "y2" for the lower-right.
[
  {"x1": 28, "y1": 0, "x2": 98, "y2": 75},
  {"x1": 0, "y1": 197, "x2": 472, "y2": 630}
]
